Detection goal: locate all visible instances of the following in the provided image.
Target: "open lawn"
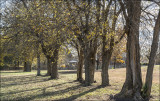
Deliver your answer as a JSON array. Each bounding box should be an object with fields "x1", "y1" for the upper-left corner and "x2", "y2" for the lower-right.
[{"x1": 0, "y1": 65, "x2": 159, "y2": 101}]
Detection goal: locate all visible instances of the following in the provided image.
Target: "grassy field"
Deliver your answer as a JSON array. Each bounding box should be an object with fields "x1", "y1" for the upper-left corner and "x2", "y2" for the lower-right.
[{"x1": 0, "y1": 65, "x2": 159, "y2": 101}]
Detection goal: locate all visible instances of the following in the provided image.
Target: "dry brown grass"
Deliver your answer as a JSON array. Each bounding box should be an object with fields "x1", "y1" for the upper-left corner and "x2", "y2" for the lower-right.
[{"x1": 0, "y1": 65, "x2": 159, "y2": 101}]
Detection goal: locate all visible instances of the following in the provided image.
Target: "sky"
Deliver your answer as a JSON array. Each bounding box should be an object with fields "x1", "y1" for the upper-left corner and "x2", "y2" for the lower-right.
[{"x1": 140, "y1": 1, "x2": 159, "y2": 58}]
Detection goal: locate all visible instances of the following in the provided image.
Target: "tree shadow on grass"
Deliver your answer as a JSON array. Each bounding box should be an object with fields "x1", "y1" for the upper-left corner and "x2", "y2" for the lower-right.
[
  {"x1": 1, "y1": 75, "x2": 35, "y2": 82},
  {"x1": 11, "y1": 84, "x2": 84, "y2": 101},
  {"x1": 1, "y1": 75, "x2": 49, "y2": 87},
  {"x1": 1, "y1": 80, "x2": 76, "y2": 96},
  {"x1": 59, "y1": 70, "x2": 77, "y2": 74},
  {"x1": 14, "y1": 85, "x2": 102, "y2": 101},
  {"x1": 0, "y1": 71, "x2": 24, "y2": 73},
  {"x1": 56, "y1": 85, "x2": 102, "y2": 101},
  {"x1": 59, "y1": 70, "x2": 85, "y2": 74}
]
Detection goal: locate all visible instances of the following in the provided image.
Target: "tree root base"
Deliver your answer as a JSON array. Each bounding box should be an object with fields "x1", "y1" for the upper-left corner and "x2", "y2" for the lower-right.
[
  {"x1": 111, "y1": 90, "x2": 144, "y2": 101},
  {"x1": 36, "y1": 74, "x2": 41, "y2": 76}
]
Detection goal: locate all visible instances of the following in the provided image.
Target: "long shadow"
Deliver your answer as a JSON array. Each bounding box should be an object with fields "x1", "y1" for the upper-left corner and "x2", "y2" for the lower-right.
[
  {"x1": 0, "y1": 80, "x2": 76, "y2": 96},
  {"x1": 0, "y1": 71, "x2": 24, "y2": 73},
  {"x1": 1, "y1": 75, "x2": 49, "y2": 87},
  {"x1": 10, "y1": 84, "x2": 84, "y2": 101},
  {"x1": 1, "y1": 71, "x2": 78, "y2": 88},
  {"x1": 1, "y1": 75, "x2": 36, "y2": 82},
  {"x1": 56, "y1": 86, "x2": 102, "y2": 101},
  {"x1": 1, "y1": 79, "x2": 49, "y2": 88},
  {"x1": 59, "y1": 70, "x2": 77, "y2": 74}
]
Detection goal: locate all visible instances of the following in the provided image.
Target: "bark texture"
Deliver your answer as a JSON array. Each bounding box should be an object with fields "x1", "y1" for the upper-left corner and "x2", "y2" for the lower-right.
[
  {"x1": 101, "y1": 49, "x2": 113, "y2": 86},
  {"x1": 101, "y1": 36, "x2": 114, "y2": 86},
  {"x1": 50, "y1": 47, "x2": 59, "y2": 79},
  {"x1": 40, "y1": 41, "x2": 60, "y2": 78},
  {"x1": 37, "y1": 43, "x2": 41, "y2": 76},
  {"x1": 37, "y1": 53, "x2": 41, "y2": 76},
  {"x1": 115, "y1": 0, "x2": 143, "y2": 100},
  {"x1": 77, "y1": 48, "x2": 84, "y2": 82},
  {"x1": 101, "y1": 0, "x2": 121, "y2": 87},
  {"x1": 143, "y1": 10, "x2": 160, "y2": 99},
  {"x1": 83, "y1": 0, "x2": 97, "y2": 86},
  {"x1": 46, "y1": 57, "x2": 51, "y2": 76},
  {"x1": 84, "y1": 46, "x2": 96, "y2": 86}
]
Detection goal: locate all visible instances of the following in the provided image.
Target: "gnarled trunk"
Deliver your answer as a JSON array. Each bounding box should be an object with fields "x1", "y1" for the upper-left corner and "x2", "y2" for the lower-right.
[
  {"x1": 115, "y1": 0, "x2": 142, "y2": 100},
  {"x1": 77, "y1": 48, "x2": 84, "y2": 82},
  {"x1": 116, "y1": 31, "x2": 142, "y2": 99}
]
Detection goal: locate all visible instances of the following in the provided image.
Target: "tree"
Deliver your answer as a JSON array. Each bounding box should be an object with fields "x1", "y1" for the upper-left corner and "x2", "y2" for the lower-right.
[
  {"x1": 100, "y1": 0, "x2": 125, "y2": 86},
  {"x1": 115, "y1": 0, "x2": 143, "y2": 100},
  {"x1": 36, "y1": 43, "x2": 41, "y2": 76},
  {"x1": 69, "y1": 39, "x2": 84, "y2": 82},
  {"x1": 19, "y1": 0, "x2": 69, "y2": 78},
  {"x1": 1, "y1": 1, "x2": 37, "y2": 72},
  {"x1": 142, "y1": 9, "x2": 160, "y2": 99},
  {"x1": 66, "y1": 1, "x2": 99, "y2": 85}
]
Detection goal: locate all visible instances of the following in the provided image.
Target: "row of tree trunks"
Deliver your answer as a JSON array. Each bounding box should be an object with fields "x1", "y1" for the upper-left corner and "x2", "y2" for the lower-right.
[{"x1": 24, "y1": 61, "x2": 32, "y2": 72}]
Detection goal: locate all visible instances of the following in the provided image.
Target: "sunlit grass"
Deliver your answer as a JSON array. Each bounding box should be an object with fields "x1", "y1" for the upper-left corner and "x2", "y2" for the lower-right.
[{"x1": 0, "y1": 65, "x2": 159, "y2": 100}]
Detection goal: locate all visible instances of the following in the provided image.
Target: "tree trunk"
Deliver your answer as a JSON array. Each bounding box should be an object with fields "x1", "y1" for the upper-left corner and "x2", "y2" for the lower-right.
[
  {"x1": 101, "y1": 50, "x2": 112, "y2": 86},
  {"x1": 117, "y1": 31, "x2": 142, "y2": 98},
  {"x1": 50, "y1": 48, "x2": 59, "y2": 79},
  {"x1": 114, "y1": 57, "x2": 116, "y2": 69},
  {"x1": 115, "y1": 0, "x2": 142, "y2": 100},
  {"x1": 84, "y1": 46, "x2": 96, "y2": 86},
  {"x1": 24, "y1": 61, "x2": 32, "y2": 72},
  {"x1": 46, "y1": 57, "x2": 51, "y2": 76},
  {"x1": 24, "y1": 62, "x2": 27, "y2": 71},
  {"x1": 77, "y1": 48, "x2": 84, "y2": 82},
  {"x1": 14, "y1": 61, "x2": 17, "y2": 69},
  {"x1": 36, "y1": 43, "x2": 41, "y2": 76},
  {"x1": 101, "y1": 33, "x2": 114, "y2": 86},
  {"x1": 37, "y1": 53, "x2": 41, "y2": 76},
  {"x1": 17, "y1": 61, "x2": 19, "y2": 68},
  {"x1": 96, "y1": 59, "x2": 99, "y2": 70},
  {"x1": 142, "y1": 10, "x2": 160, "y2": 99}
]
